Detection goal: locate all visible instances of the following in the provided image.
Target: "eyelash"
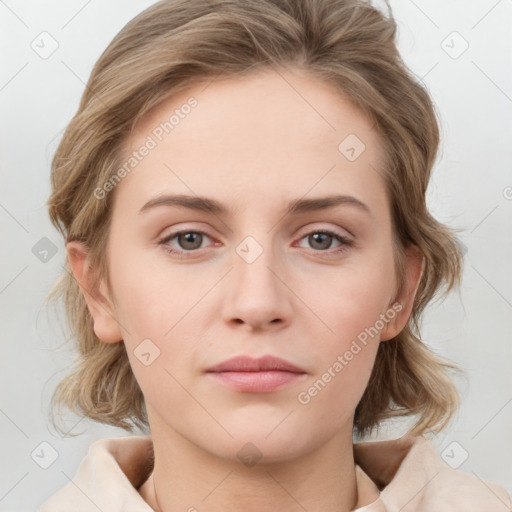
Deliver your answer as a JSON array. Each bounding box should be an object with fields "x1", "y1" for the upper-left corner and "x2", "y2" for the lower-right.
[{"x1": 158, "y1": 228, "x2": 353, "y2": 259}]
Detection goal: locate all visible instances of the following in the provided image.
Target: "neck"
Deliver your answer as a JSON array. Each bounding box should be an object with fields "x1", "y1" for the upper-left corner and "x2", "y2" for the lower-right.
[{"x1": 139, "y1": 420, "x2": 369, "y2": 512}]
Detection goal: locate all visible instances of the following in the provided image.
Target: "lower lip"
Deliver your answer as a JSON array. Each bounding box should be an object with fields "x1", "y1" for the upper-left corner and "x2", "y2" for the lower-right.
[{"x1": 206, "y1": 371, "x2": 307, "y2": 392}]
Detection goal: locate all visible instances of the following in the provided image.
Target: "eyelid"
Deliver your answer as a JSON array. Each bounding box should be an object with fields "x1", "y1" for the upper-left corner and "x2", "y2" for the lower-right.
[
  {"x1": 158, "y1": 223, "x2": 354, "y2": 258},
  {"x1": 158, "y1": 222, "x2": 352, "y2": 244},
  {"x1": 295, "y1": 222, "x2": 352, "y2": 240},
  {"x1": 158, "y1": 228, "x2": 215, "y2": 249}
]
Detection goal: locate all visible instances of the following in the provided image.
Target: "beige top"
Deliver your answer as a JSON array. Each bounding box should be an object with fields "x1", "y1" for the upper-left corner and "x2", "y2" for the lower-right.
[{"x1": 39, "y1": 434, "x2": 511, "y2": 511}]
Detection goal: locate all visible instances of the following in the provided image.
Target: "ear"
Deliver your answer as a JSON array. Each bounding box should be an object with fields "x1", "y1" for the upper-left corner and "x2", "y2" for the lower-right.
[
  {"x1": 66, "y1": 240, "x2": 123, "y2": 343},
  {"x1": 380, "y1": 245, "x2": 424, "y2": 342}
]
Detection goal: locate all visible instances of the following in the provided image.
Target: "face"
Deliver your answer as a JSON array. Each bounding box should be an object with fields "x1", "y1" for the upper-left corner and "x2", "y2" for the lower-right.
[{"x1": 70, "y1": 67, "x2": 421, "y2": 463}]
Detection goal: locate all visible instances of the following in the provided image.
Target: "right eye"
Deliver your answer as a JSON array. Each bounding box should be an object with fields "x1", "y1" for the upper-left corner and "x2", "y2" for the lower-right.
[{"x1": 158, "y1": 230, "x2": 216, "y2": 257}]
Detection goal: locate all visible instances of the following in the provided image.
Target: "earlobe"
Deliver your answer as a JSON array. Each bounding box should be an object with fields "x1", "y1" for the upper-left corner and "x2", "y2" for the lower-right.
[
  {"x1": 380, "y1": 245, "x2": 424, "y2": 342},
  {"x1": 66, "y1": 241, "x2": 123, "y2": 343}
]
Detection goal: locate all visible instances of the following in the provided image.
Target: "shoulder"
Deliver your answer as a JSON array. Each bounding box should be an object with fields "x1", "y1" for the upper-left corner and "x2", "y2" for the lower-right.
[
  {"x1": 419, "y1": 465, "x2": 512, "y2": 511},
  {"x1": 355, "y1": 434, "x2": 511, "y2": 512},
  {"x1": 39, "y1": 436, "x2": 154, "y2": 512},
  {"x1": 384, "y1": 435, "x2": 511, "y2": 511}
]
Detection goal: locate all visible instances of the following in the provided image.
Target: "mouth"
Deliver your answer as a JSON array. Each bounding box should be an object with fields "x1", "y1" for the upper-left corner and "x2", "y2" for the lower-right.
[
  {"x1": 205, "y1": 354, "x2": 307, "y2": 393},
  {"x1": 205, "y1": 354, "x2": 306, "y2": 373}
]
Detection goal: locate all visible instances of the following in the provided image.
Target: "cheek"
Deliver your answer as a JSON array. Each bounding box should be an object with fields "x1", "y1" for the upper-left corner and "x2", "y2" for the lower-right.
[
  {"x1": 303, "y1": 253, "x2": 396, "y2": 344},
  {"x1": 296, "y1": 288, "x2": 387, "y2": 423},
  {"x1": 291, "y1": 259, "x2": 395, "y2": 414},
  {"x1": 106, "y1": 243, "x2": 215, "y2": 386},
  {"x1": 108, "y1": 241, "x2": 201, "y2": 335}
]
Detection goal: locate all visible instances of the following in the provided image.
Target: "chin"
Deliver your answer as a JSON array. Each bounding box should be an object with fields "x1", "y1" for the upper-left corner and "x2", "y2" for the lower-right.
[{"x1": 204, "y1": 426, "x2": 318, "y2": 466}]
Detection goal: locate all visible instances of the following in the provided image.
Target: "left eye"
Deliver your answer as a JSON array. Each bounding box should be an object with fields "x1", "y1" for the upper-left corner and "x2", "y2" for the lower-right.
[
  {"x1": 296, "y1": 230, "x2": 352, "y2": 252},
  {"x1": 158, "y1": 229, "x2": 352, "y2": 257}
]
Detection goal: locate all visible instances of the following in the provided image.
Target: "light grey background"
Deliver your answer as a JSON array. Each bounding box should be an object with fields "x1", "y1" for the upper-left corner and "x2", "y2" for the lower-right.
[{"x1": 1, "y1": 1, "x2": 511, "y2": 510}]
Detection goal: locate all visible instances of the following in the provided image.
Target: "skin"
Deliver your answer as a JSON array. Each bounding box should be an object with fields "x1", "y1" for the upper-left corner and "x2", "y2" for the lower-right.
[{"x1": 67, "y1": 67, "x2": 423, "y2": 512}]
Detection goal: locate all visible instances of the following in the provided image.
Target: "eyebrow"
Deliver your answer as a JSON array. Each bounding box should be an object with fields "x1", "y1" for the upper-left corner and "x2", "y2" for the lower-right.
[{"x1": 138, "y1": 193, "x2": 371, "y2": 217}]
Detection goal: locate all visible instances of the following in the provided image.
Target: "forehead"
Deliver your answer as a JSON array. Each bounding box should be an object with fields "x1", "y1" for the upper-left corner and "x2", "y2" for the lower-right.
[
  {"x1": 114, "y1": 67, "x2": 388, "y2": 215},
  {"x1": 129, "y1": 67, "x2": 379, "y2": 151}
]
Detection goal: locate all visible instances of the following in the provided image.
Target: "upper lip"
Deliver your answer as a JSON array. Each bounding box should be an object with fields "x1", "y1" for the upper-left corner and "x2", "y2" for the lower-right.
[{"x1": 205, "y1": 354, "x2": 306, "y2": 373}]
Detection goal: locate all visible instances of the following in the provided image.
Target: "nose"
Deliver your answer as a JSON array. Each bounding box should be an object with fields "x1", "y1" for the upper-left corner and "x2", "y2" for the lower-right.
[{"x1": 221, "y1": 237, "x2": 293, "y2": 332}]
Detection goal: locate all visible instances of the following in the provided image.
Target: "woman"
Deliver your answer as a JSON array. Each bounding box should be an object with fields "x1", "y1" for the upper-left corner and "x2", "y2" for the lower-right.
[{"x1": 40, "y1": 0, "x2": 511, "y2": 510}]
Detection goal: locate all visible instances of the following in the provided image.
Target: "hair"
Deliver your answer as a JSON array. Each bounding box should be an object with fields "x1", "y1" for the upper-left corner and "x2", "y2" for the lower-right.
[{"x1": 46, "y1": 0, "x2": 466, "y2": 438}]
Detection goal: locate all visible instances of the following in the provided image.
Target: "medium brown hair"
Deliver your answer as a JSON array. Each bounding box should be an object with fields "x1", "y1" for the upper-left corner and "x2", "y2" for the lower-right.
[{"x1": 46, "y1": 0, "x2": 465, "y2": 437}]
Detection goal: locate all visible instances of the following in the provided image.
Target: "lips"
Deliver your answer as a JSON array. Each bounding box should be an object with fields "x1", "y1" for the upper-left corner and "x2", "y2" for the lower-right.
[
  {"x1": 205, "y1": 354, "x2": 306, "y2": 374},
  {"x1": 205, "y1": 354, "x2": 307, "y2": 393}
]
